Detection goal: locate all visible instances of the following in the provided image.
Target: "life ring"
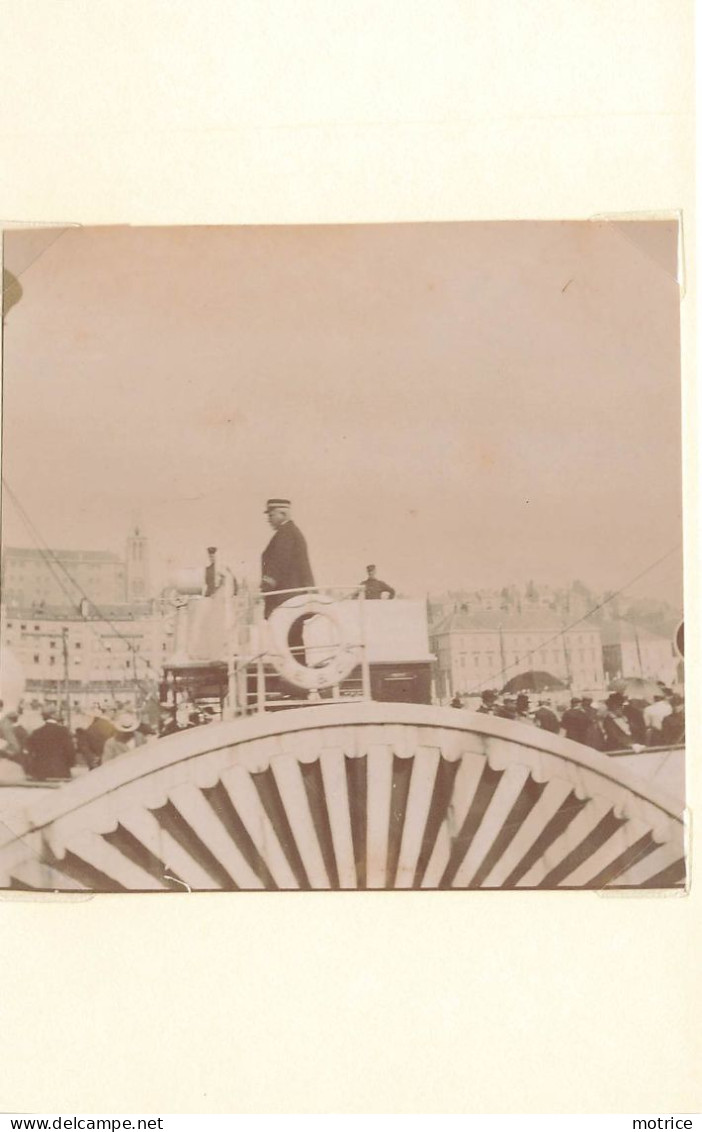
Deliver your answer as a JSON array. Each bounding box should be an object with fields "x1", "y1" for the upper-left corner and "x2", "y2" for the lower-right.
[{"x1": 266, "y1": 594, "x2": 359, "y2": 690}]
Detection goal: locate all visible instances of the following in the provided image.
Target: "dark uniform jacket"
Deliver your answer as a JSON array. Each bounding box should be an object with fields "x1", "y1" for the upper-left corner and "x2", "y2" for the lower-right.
[
  {"x1": 204, "y1": 561, "x2": 217, "y2": 597},
  {"x1": 26, "y1": 721, "x2": 75, "y2": 780},
  {"x1": 359, "y1": 577, "x2": 396, "y2": 600},
  {"x1": 261, "y1": 520, "x2": 315, "y2": 617}
]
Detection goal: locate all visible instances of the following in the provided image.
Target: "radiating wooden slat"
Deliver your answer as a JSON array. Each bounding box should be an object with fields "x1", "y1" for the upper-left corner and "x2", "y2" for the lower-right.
[
  {"x1": 419, "y1": 750, "x2": 486, "y2": 888},
  {"x1": 642, "y1": 856, "x2": 686, "y2": 888},
  {"x1": 366, "y1": 745, "x2": 394, "y2": 889},
  {"x1": 469, "y1": 774, "x2": 545, "y2": 888},
  {"x1": 151, "y1": 798, "x2": 235, "y2": 888},
  {"x1": 66, "y1": 831, "x2": 167, "y2": 890},
  {"x1": 563, "y1": 816, "x2": 654, "y2": 888},
  {"x1": 419, "y1": 824, "x2": 452, "y2": 889},
  {"x1": 102, "y1": 822, "x2": 180, "y2": 888},
  {"x1": 542, "y1": 809, "x2": 626, "y2": 887},
  {"x1": 44, "y1": 849, "x2": 125, "y2": 892},
  {"x1": 394, "y1": 747, "x2": 440, "y2": 888},
  {"x1": 585, "y1": 832, "x2": 657, "y2": 889},
  {"x1": 120, "y1": 808, "x2": 221, "y2": 891},
  {"x1": 481, "y1": 779, "x2": 582, "y2": 888},
  {"x1": 202, "y1": 780, "x2": 278, "y2": 887},
  {"x1": 252, "y1": 767, "x2": 310, "y2": 888},
  {"x1": 221, "y1": 765, "x2": 299, "y2": 888},
  {"x1": 319, "y1": 747, "x2": 357, "y2": 889},
  {"x1": 169, "y1": 782, "x2": 264, "y2": 890},
  {"x1": 413, "y1": 757, "x2": 461, "y2": 888},
  {"x1": 608, "y1": 838, "x2": 686, "y2": 887},
  {"x1": 270, "y1": 755, "x2": 330, "y2": 889},
  {"x1": 0, "y1": 830, "x2": 45, "y2": 888},
  {"x1": 440, "y1": 761, "x2": 502, "y2": 887},
  {"x1": 448, "y1": 750, "x2": 488, "y2": 832},
  {"x1": 451, "y1": 763, "x2": 531, "y2": 888},
  {"x1": 298, "y1": 761, "x2": 339, "y2": 888},
  {"x1": 8, "y1": 857, "x2": 86, "y2": 891},
  {"x1": 385, "y1": 755, "x2": 414, "y2": 887},
  {"x1": 345, "y1": 755, "x2": 367, "y2": 888},
  {"x1": 515, "y1": 797, "x2": 613, "y2": 887}
]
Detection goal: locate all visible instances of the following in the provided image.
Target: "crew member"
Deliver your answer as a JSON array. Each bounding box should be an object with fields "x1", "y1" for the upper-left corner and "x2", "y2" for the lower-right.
[
  {"x1": 204, "y1": 546, "x2": 218, "y2": 597},
  {"x1": 359, "y1": 565, "x2": 396, "y2": 600},
  {"x1": 261, "y1": 498, "x2": 315, "y2": 618}
]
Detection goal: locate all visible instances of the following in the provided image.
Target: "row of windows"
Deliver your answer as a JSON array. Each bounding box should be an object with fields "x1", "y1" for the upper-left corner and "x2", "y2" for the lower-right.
[
  {"x1": 31, "y1": 656, "x2": 136, "y2": 669},
  {"x1": 6, "y1": 561, "x2": 124, "y2": 572},
  {"x1": 449, "y1": 649, "x2": 601, "y2": 668},
  {"x1": 6, "y1": 622, "x2": 161, "y2": 640},
  {"x1": 443, "y1": 632, "x2": 599, "y2": 648}
]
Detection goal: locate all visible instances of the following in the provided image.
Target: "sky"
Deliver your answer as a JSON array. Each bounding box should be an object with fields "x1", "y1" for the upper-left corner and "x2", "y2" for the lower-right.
[{"x1": 1, "y1": 221, "x2": 683, "y2": 606}]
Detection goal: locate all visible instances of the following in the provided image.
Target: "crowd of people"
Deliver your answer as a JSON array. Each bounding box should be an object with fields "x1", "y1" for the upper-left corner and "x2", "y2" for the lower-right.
[
  {"x1": 0, "y1": 695, "x2": 226, "y2": 781},
  {"x1": 449, "y1": 687, "x2": 685, "y2": 753},
  {"x1": 0, "y1": 700, "x2": 159, "y2": 782}
]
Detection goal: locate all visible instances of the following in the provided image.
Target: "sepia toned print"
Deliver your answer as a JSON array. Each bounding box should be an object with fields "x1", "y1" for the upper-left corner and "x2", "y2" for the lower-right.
[{"x1": 0, "y1": 221, "x2": 684, "y2": 891}]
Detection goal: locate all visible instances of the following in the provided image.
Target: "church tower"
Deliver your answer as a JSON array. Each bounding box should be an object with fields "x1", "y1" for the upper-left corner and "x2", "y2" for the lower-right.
[{"x1": 125, "y1": 524, "x2": 151, "y2": 602}]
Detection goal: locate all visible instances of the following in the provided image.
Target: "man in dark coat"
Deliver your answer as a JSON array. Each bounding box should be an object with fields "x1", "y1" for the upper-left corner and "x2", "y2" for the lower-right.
[
  {"x1": 477, "y1": 690, "x2": 497, "y2": 715},
  {"x1": 261, "y1": 498, "x2": 315, "y2": 618},
  {"x1": 261, "y1": 498, "x2": 316, "y2": 679},
  {"x1": 359, "y1": 565, "x2": 396, "y2": 600},
  {"x1": 602, "y1": 693, "x2": 637, "y2": 752},
  {"x1": 560, "y1": 697, "x2": 590, "y2": 745},
  {"x1": 25, "y1": 707, "x2": 75, "y2": 780},
  {"x1": 204, "y1": 546, "x2": 218, "y2": 597},
  {"x1": 661, "y1": 694, "x2": 685, "y2": 745},
  {"x1": 515, "y1": 693, "x2": 534, "y2": 725},
  {"x1": 534, "y1": 698, "x2": 560, "y2": 733},
  {"x1": 83, "y1": 714, "x2": 117, "y2": 767},
  {"x1": 495, "y1": 695, "x2": 518, "y2": 720}
]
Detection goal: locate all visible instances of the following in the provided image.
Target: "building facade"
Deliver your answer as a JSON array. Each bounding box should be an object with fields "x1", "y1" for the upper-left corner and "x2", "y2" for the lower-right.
[
  {"x1": 0, "y1": 604, "x2": 170, "y2": 714},
  {"x1": 1, "y1": 526, "x2": 151, "y2": 611},
  {"x1": 1, "y1": 548, "x2": 126, "y2": 610},
  {"x1": 430, "y1": 609, "x2": 604, "y2": 701},
  {"x1": 600, "y1": 619, "x2": 678, "y2": 685}
]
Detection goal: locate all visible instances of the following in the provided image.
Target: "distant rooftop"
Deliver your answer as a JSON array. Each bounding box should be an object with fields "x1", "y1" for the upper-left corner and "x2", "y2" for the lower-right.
[
  {"x1": 4, "y1": 602, "x2": 156, "y2": 622},
  {"x1": 432, "y1": 609, "x2": 601, "y2": 635},
  {"x1": 599, "y1": 618, "x2": 671, "y2": 646},
  {"x1": 4, "y1": 547, "x2": 122, "y2": 563}
]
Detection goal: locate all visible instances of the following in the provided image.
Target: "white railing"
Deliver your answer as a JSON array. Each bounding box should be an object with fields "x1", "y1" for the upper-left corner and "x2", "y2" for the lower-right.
[{"x1": 227, "y1": 585, "x2": 373, "y2": 716}]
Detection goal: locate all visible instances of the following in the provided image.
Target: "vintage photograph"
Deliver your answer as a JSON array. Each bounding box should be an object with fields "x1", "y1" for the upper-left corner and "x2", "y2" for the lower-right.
[{"x1": 0, "y1": 221, "x2": 685, "y2": 891}]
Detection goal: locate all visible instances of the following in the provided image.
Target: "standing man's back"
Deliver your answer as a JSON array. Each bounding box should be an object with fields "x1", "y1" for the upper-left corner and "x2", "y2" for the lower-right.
[
  {"x1": 26, "y1": 708, "x2": 75, "y2": 780},
  {"x1": 560, "y1": 698, "x2": 590, "y2": 744}
]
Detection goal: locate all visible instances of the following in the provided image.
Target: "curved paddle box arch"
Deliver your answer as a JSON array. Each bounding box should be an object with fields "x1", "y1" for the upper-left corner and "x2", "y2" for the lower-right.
[{"x1": 0, "y1": 704, "x2": 685, "y2": 891}]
